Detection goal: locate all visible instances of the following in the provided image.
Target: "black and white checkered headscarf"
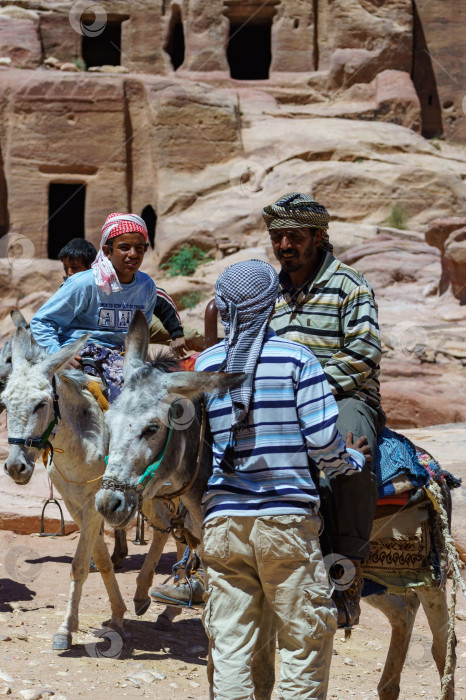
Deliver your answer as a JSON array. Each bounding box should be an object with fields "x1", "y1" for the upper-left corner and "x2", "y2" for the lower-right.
[{"x1": 215, "y1": 259, "x2": 279, "y2": 431}]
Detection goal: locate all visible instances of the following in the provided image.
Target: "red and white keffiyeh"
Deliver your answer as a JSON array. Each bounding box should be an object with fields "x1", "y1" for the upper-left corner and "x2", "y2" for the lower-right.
[{"x1": 92, "y1": 212, "x2": 148, "y2": 295}]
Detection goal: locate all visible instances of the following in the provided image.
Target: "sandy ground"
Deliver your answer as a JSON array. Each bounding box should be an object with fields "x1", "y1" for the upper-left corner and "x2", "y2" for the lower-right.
[{"x1": 0, "y1": 525, "x2": 464, "y2": 700}]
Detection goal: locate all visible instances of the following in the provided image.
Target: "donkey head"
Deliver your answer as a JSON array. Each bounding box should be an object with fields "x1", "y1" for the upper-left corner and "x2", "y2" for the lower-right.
[
  {"x1": 2, "y1": 328, "x2": 89, "y2": 484},
  {"x1": 96, "y1": 310, "x2": 244, "y2": 528}
]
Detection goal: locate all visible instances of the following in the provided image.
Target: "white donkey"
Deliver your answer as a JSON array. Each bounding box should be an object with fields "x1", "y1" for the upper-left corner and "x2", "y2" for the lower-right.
[
  {"x1": 2, "y1": 327, "x2": 126, "y2": 650},
  {"x1": 0, "y1": 310, "x2": 128, "y2": 570},
  {"x1": 97, "y1": 311, "x2": 457, "y2": 700}
]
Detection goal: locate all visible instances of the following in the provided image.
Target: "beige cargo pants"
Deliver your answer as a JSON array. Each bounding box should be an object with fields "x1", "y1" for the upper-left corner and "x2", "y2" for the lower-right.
[{"x1": 201, "y1": 513, "x2": 337, "y2": 700}]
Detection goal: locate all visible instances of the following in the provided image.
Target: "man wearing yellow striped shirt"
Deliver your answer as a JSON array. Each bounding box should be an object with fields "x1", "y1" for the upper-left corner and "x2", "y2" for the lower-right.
[{"x1": 263, "y1": 192, "x2": 385, "y2": 628}]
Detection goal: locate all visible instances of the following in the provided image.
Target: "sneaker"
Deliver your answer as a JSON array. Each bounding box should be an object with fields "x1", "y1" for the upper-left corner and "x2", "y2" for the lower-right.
[
  {"x1": 332, "y1": 573, "x2": 363, "y2": 628},
  {"x1": 150, "y1": 571, "x2": 205, "y2": 608}
]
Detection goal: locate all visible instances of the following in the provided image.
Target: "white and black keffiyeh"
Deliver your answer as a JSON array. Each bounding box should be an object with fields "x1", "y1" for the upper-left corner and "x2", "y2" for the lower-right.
[{"x1": 215, "y1": 260, "x2": 278, "y2": 470}]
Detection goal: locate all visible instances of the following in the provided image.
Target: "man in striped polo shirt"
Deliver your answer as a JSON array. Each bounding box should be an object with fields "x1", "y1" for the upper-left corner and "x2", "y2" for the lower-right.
[
  {"x1": 198, "y1": 259, "x2": 370, "y2": 699},
  {"x1": 263, "y1": 192, "x2": 386, "y2": 627}
]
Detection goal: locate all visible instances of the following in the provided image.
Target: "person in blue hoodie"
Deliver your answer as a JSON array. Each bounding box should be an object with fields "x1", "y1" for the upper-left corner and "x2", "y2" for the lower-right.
[{"x1": 30, "y1": 212, "x2": 157, "y2": 401}]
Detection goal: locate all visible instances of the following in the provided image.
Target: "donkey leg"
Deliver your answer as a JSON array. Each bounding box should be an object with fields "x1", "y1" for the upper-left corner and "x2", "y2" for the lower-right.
[
  {"x1": 111, "y1": 528, "x2": 128, "y2": 569},
  {"x1": 365, "y1": 591, "x2": 420, "y2": 700},
  {"x1": 92, "y1": 531, "x2": 127, "y2": 637},
  {"x1": 175, "y1": 539, "x2": 187, "y2": 569},
  {"x1": 207, "y1": 639, "x2": 214, "y2": 700},
  {"x1": 52, "y1": 513, "x2": 102, "y2": 650},
  {"x1": 134, "y1": 529, "x2": 170, "y2": 616},
  {"x1": 417, "y1": 585, "x2": 455, "y2": 700}
]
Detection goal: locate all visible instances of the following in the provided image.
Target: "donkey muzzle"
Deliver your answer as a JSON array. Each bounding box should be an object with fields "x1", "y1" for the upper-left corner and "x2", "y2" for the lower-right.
[
  {"x1": 4, "y1": 445, "x2": 34, "y2": 484},
  {"x1": 95, "y1": 486, "x2": 138, "y2": 528}
]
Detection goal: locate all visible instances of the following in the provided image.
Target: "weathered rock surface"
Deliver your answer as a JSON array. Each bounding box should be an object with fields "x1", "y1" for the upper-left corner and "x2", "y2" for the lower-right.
[
  {"x1": 326, "y1": 0, "x2": 412, "y2": 88},
  {"x1": 0, "y1": 0, "x2": 464, "y2": 435},
  {"x1": 0, "y1": 14, "x2": 41, "y2": 69},
  {"x1": 1, "y1": 71, "x2": 127, "y2": 256},
  {"x1": 425, "y1": 216, "x2": 466, "y2": 303}
]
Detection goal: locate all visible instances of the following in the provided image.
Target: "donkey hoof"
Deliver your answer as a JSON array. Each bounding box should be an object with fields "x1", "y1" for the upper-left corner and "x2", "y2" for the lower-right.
[
  {"x1": 134, "y1": 598, "x2": 151, "y2": 616},
  {"x1": 102, "y1": 620, "x2": 125, "y2": 641},
  {"x1": 154, "y1": 614, "x2": 173, "y2": 632},
  {"x1": 52, "y1": 632, "x2": 72, "y2": 650}
]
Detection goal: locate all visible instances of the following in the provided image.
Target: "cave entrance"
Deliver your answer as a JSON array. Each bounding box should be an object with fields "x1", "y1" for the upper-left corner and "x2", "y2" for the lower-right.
[
  {"x1": 165, "y1": 5, "x2": 185, "y2": 71},
  {"x1": 412, "y1": 1, "x2": 443, "y2": 138},
  {"x1": 48, "y1": 183, "x2": 85, "y2": 260},
  {"x1": 227, "y1": 20, "x2": 272, "y2": 79},
  {"x1": 141, "y1": 205, "x2": 157, "y2": 249},
  {"x1": 82, "y1": 20, "x2": 123, "y2": 68}
]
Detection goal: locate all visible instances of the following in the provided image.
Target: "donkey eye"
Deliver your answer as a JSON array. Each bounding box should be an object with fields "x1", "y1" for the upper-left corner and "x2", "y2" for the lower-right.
[
  {"x1": 141, "y1": 424, "x2": 159, "y2": 438},
  {"x1": 34, "y1": 401, "x2": 47, "y2": 412}
]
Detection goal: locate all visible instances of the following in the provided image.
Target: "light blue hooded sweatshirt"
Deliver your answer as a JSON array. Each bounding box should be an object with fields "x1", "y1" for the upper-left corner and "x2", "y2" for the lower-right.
[{"x1": 30, "y1": 269, "x2": 157, "y2": 354}]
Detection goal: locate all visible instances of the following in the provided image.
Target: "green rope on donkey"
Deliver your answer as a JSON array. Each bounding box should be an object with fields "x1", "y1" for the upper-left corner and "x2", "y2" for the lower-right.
[{"x1": 427, "y1": 480, "x2": 465, "y2": 700}]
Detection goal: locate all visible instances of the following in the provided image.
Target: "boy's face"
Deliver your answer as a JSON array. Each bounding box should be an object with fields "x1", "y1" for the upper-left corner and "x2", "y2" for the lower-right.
[
  {"x1": 62, "y1": 256, "x2": 89, "y2": 279},
  {"x1": 103, "y1": 232, "x2": 147, "y2": 284}
]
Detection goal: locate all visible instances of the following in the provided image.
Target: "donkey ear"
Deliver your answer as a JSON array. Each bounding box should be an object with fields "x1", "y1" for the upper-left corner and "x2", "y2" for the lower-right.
[
  {"x1": 11, "y1": 326, "x2": 33, "y2": 369},
  {"x1": 41, "y1": 334, "x2": 91, "y2": 377},
  {"x1": 124, "y1": 309, "x2": 149, "y2": 379},
  {"x1": 10, "y1": 309, "x2": 28, "y2": 329},
  {"x1": 165, "y1": 371, "x2": 246, "y2": 401}
]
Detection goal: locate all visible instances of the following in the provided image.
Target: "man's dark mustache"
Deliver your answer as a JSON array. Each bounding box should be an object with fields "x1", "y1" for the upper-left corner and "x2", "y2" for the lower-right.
[{"x1": 278, "y1": 249, "x2": 298, "y2": 258}]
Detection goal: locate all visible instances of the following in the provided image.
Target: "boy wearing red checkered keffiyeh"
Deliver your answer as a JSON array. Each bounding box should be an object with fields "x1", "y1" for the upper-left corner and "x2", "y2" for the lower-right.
[{"x1": 31, "y1": 213, "x2": 157, "y2": 401}]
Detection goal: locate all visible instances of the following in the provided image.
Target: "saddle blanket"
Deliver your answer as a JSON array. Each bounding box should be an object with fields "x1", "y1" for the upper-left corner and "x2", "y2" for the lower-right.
[
  {"x1": 363, "y1": 501, "x2": 436, "y2": 595},
  {"x1": 375, "y1": 428, "x2": 429, "y2": 499}
]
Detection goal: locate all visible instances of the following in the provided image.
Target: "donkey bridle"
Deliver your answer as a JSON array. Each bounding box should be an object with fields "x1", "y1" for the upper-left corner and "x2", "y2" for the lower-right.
[
  {"x1": 8, "y1": 375, "x2": 61, "y2": 461},
  {"x1": 101, "y1": 402, "x2": 207, "y2": 514}
]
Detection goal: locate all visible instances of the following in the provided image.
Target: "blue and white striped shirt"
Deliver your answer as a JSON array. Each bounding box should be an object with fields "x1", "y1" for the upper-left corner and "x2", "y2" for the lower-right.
[{"x1": 195, "y1": 330, "x2": 364, "y2": 522}]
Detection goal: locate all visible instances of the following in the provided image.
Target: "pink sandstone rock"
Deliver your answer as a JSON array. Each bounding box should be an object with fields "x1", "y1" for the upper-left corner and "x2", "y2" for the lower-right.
[
  {"x1": 443, "y1": 226, "x2": 466, "y2": 304},
  {"x1": 374, "y1": 70, "x2": 421, "y2": 133},
  {"x1": 425, "y1": 217, "x2": 466, "y2": 302},
  {"x1": 0, "y1": 16, "x2": 41, "y2": 69},
  {"x1": 425, "y1": 217, "x2": 466, "y2": 252}
]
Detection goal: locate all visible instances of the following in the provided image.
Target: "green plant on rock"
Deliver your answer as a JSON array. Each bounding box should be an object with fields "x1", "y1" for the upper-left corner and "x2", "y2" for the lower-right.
[
  {"x1": 178, "y1": 291, "x2": 206, "y2": 309},
  {"x1": 161, "y1": 245, "x2": 211, "y2": 277},
  {"x1": 72, "y1": 58, "x2": 86, "y2": 71},
  {"x1": 386, "y1": 203, "x2": 408, "y2": 230}
]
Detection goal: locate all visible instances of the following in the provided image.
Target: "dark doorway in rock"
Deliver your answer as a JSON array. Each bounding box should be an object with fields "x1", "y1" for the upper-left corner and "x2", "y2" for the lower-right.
[
  {"x1": 227, "y1": 21, "x2": 272, "y2": 79},
  {"x1": 48, "y1": 183, "x2": 85, "y2": 259},
  {"x1": 82, "y1": 20, "x2": 122, "y2": 68},
  {"x1": 141, "y1": 205, "x2": 157, "y2": 249},
  {"x1": 412, "y1": 1, "x2": 443, "y2": 138},
  {"x1": 165, "y1": 5, "x2": 185, "y2": 71}
]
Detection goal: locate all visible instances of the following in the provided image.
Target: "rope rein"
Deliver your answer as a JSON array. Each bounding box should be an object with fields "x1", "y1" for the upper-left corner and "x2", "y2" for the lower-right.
[
  {"x1": 8, "y1": 374, "x2": 109, "y2": 486},
  {"x1": 153, "y1": 402, "x2": 207, "y2": 502},
  {"x1": 134, "y1": 403, "x2": 207, "y2": 541},
  {"x1": 426, "y1": 480, "x2": 465, "y2": 700}
]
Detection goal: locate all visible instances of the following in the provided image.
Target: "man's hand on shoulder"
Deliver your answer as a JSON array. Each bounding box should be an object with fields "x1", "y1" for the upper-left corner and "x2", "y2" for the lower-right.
[{"x1": 345, "y1": 431, "x2": 373, "y2": 463}]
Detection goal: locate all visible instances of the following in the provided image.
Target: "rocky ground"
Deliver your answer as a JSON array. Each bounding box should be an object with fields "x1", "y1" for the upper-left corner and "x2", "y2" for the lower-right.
[
  {"x1": 0, "y1": 529, "x2": 464, "y2": 700},
  {"x1": 0, "y1": 424, "x2": 464, "y2": 700}
]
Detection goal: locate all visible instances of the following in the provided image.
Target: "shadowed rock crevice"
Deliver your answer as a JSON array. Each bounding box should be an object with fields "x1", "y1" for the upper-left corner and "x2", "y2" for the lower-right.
[
  {"x1": 164, "y1": 4, "x2": 185, "y2": 71},
  {"x1": 0, "y1": 139, "x2": 8, "y2": 238},
  {"x1": 411, "y1": 0, "x2": 442, "y2": 139}
]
